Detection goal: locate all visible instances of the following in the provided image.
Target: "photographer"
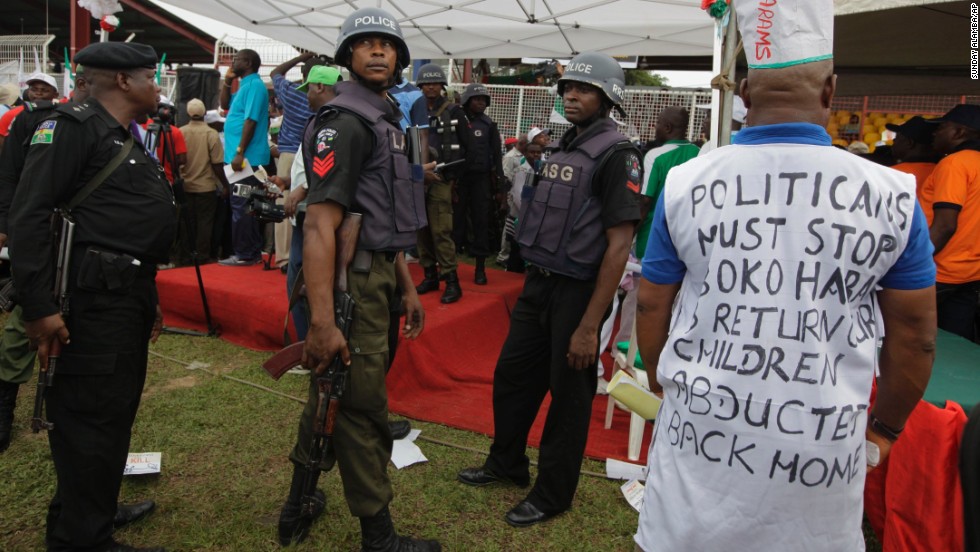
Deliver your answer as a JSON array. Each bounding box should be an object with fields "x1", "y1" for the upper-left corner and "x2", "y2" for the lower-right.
[{"x1": 141, "y1": 97, "x2": 187, "y2": 185}]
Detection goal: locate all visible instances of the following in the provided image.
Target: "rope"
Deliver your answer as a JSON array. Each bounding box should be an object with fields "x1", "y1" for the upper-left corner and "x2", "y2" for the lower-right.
[{"x1": 710, "y1": 38, "x2": 743, "y2": 92}]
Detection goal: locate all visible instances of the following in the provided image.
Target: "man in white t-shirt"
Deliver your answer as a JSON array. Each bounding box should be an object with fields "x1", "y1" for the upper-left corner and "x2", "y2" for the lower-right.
[{"x1": 633, "y1": 2, "x2": 937, "y2": 550}]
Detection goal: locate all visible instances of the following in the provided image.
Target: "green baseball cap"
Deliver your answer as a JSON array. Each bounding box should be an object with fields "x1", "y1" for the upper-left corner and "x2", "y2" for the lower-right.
[{"x1": 297, "y1": 66, "x2": 342, "y2": 92}]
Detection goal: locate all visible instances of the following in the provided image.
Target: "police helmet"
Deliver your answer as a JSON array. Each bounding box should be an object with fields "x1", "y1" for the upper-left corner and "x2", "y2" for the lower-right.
[
  {"x1": 415, "y1": 63, "x2": 447, "y2": 86},
  {"x1": 557, "y1": 51, "x2": 626, "y2": 115},
  {"x1": 334, "y1": 8, "x2": 411, "y2": 76},
  {"x1": 461, "y1": 83, "x2": 491, "y2": 106}
]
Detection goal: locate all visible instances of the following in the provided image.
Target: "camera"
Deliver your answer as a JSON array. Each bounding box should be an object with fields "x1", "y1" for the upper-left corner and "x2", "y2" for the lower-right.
[
  {"x1": 153, "y1": 102, "x2": 174, "y2": 125},
  {"x1": 532, "y1": 60, "x2": 560, "y2": 80},
  {"x1": 233, "y1": 182, "x2": 286, "y2": 223}
]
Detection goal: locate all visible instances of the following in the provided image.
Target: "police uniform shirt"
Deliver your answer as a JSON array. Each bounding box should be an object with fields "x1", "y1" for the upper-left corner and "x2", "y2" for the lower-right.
[
  {"x1": 553, "y1": 121, "x2": 643, "y2": 230},
  {"x1": 0, "y1": 100, "x2": 60, "y2": 235},
  {"x1": 10, "y1": 98, "x2": 177, "y2": 321},
  {"x1": 304, "y1": 96, "x2": 402, "y2": 210}
]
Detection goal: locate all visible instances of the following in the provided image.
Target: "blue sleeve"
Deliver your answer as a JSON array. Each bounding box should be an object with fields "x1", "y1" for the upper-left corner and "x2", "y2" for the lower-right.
[
  {"x1": 243, "y1": 80, "x2": 267, "y2": 123},
  {"x1": 272, "y1": 74, "x2": 287, "y2": 96},
  {"x1": 409, "y1": 96, "x2": 429, "y2": 128},
  {"x1": 641, "y1": 193, "x2": 686, "y2": 284},
  {"x1": 878, "y1": 202, "x2": 936, "y2": 290}
]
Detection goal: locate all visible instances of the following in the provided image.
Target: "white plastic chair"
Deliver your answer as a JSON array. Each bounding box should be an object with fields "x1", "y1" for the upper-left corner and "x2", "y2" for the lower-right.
[{"x1": 603, "y1": 319, "x2": 652, "y2": 461}]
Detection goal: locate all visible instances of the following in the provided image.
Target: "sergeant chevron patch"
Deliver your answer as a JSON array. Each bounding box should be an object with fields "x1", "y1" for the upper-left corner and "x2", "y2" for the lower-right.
[{"x1": 313, "y1": 151, "x2": 335, "y2": 177}]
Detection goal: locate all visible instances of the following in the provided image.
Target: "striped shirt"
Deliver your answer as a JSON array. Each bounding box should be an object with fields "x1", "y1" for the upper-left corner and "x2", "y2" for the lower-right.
[{"x1": 272, "y1": 74, "x2": 313, "y2": 154}]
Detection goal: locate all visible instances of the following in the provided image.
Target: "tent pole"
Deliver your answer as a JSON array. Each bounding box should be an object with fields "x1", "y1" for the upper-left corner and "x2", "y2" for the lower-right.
[
  {"x1": 709, "y1": 19, "x2": 723, "y2": 149},
  {"x1": 719, "y1": 12, "x2": 738, "y2": 146}
]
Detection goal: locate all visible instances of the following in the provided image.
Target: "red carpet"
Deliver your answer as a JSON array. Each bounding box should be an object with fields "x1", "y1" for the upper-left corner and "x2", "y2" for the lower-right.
[{"x1": 157, "y1": 261, "x2": 651, "y2": 463}]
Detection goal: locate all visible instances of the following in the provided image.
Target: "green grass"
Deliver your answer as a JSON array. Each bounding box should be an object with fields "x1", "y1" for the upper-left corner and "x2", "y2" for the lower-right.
[
  {"x1": 0, "y1": 329, "x2": 883, "y2": 551},
  {"x1": 0, "y1": 333, "x2": 640, "y2": 551}
]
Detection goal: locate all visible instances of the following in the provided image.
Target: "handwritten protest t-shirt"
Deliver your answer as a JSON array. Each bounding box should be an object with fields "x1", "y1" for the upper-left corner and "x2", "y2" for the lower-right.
[{"x1": 635, "y1": 123, "x2": 934, "y2": 552}]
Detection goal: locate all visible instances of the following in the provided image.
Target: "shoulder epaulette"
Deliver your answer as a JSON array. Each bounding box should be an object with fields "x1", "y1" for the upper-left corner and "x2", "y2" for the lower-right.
[
  {"x1": 24, "y1": 100, "x2": 58, "y2": 113},
  {"x1": 54, "y1": 101, "x2": 97, "y2": 122}
]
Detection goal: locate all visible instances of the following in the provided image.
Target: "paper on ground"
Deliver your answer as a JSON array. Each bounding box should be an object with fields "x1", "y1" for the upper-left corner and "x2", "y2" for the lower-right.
[
  {"x1": 621, "y1": 479, "x2": 645, "y2": 512},
  {"x1": 606, "y1": 458, "x2": 648, "y2": 481},
  {"x1": 391, "y1": 429, "x2": 427, "y2": 469},
  {"x1": 608, "y1": 370, "x2": 661, "y2": 421},
  {"x1": 124, "y1": 452, "x2": 161, "y2": 475}
]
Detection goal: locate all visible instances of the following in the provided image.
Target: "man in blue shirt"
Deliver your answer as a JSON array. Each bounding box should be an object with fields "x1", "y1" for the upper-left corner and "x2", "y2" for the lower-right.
[
  {"x1": 269, "y1": 52, "x2": 319, "y2": 271},
  {"x1": 219, "y1": 48, "x2": 270, "y2": 266},
  {"x1": 390, "y1": 76, "x2": 423, "y2": 130}
]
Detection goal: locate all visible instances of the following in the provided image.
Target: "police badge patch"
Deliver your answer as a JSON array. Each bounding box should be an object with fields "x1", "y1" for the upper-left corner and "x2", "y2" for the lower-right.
[
  {"x1": 30, "y1": 120, "x2": 56, "y2": 145},
  {"x1": 316, "y1": 127, "x2": 337, "y2": 157},
  {"x1": 625, "y1": 153, "x2": 641, "y2": 193}
]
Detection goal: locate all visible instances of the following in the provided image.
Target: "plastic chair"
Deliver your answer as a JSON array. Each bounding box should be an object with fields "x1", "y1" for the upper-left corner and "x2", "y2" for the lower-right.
[{"x1": 603, "y1": 320, "x2": 652, "y2": 461}]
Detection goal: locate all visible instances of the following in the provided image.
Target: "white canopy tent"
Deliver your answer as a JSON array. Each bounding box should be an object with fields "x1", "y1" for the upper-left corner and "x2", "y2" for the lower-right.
[
  {"x1": 156, "y1": 0, "x2": 716, "y2": 60},
  {"x1": 155, "y1": 0, "x2": 973, "y2": 145}
]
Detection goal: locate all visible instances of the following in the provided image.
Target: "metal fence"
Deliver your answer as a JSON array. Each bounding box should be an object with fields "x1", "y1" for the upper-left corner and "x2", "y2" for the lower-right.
[
  {"x1": 0, "y1": 35, "x2": 55, "y2": 86},
  {"x1": 466, "y1": 88, "x2": 980, "y2": 146},
  {"x1": 447, "y1": 83, "x2": 713, "y2": 144}
]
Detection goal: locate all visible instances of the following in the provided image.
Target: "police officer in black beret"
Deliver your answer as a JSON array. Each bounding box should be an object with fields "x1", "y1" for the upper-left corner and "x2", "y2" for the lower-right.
[{"x1": 10, "y1": 41, "x2": 175, "y2": 552}]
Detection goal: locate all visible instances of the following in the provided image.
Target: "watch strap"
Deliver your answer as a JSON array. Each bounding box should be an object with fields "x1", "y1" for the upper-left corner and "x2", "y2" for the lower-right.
[{"x1": 869, "y1": 413, "x2": 903, "y2": 442}]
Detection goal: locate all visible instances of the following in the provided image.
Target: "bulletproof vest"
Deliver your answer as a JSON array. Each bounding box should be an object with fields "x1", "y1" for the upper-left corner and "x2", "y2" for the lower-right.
[
  {"x1": 466, "y1": 113, "x2": 493, "y2": 172},
  {"x1": 517, "y1": 118, "x2": 628, "y2": 280},
  {"x1": 323, "y1": 81, "x2": 426, "y2": 251},
  {"x1": 427, "y1": 99, "x2": 465, "y2": 161}
]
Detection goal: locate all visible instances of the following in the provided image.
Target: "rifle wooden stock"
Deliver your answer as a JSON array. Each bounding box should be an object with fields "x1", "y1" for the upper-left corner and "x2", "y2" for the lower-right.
[
  {"x1": 261, "y1": 341, "x2": 305, "y2": 380},
  {"x1": 261, "y1": 212, "x2": 362, "y2": 380}
]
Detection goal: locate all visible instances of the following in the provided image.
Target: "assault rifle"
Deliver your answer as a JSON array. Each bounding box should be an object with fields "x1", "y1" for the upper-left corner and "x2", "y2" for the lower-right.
[
  {"x1": 261, "y1": 212, "x2": 362, "y2": 522},
  {"x1": 32, "y1": 209, "x2": 75, "y2": 432}
]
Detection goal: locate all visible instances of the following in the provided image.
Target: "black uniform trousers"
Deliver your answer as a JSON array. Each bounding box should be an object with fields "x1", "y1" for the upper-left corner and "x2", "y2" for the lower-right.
[
  {"x1": 452, "y1": 171, "x2": 491, "y2": 257},
  {"x1": 484, "y1": 268, "x2": 599, "y2": 515},
  {"x1": 45, "y1": 276, "x2": 157, "y2": 552}
]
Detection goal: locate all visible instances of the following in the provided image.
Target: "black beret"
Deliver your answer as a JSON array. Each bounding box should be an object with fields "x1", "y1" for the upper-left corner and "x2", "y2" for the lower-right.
[{"x1": 74, "y1": 42, "x2": 158, "y2": 70}]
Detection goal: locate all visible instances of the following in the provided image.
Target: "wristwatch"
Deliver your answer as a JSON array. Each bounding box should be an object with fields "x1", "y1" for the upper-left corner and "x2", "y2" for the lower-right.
[
  {"x1": 235, "y1": 146, "x2": 243, "y2": 155},
  {"x1": 868, "y1": 413, "x2": 903, "y2": 442},
  {"x1": 866, "y1": 440, "x2": 881, "y2": 468}
]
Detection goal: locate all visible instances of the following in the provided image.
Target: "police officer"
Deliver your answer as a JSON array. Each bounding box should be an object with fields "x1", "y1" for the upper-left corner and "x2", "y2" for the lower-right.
[
  {"x1": 0, "y1": 82, "x2": 70, "y2": 453},
  {"x1": 455, "y1": 83, "x2": 504, "y2": 285},
  {"x1": 10, "y1": 41, "x2": 174, "y2": 552},
  {"x1": 276, "y1": 7, "x2": 440, "y2": 551},
  {"x1": 411, "y1": 63, "x2": 469, "y2": 304},
  {"x1": 457, "y1": 52, "x2": 641, "y2": 528}
]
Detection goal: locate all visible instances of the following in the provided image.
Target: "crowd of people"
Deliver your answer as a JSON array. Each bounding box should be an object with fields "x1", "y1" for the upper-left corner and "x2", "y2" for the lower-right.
[{"x1": 0, "y1": 0, "x2": 977, "y2": 550}]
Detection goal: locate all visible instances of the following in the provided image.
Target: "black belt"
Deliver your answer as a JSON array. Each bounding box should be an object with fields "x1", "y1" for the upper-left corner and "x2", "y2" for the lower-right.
[
  {"x1": 528, "y1": 265, "x2": 554, "y2": 277},
  {"x1": 136, "y1": 262, "x2": 158, "y2": 278}
]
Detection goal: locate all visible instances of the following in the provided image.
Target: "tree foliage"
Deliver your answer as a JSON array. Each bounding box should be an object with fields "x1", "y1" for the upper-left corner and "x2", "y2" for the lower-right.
[{"x1": 626, "y1": 70, "x2": 669, "y2": 87}]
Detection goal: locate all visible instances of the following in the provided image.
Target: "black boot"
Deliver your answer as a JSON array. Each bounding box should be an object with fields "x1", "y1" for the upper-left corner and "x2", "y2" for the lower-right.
[
  {"x1": 0, "y1": 381, "x2": 18, "y2": 453},
  {"x1": 440, "y1": 271, "x2": 462, "y2": 304},
  {"x1": 388, "y1": 420, "x2": 411, "y2": 440},
  {"x1": 415, "y1": 267, "x2": 440, "y2": 295},
  {"x1": 474, "y1": 257, "x2": 487, "y2": 286},
  {"x1": 360, "y1": 506, "x2": 441, "y2": 552},
  {"x1": 278, "y1": 463, "x2": 326, "y2": 546}
]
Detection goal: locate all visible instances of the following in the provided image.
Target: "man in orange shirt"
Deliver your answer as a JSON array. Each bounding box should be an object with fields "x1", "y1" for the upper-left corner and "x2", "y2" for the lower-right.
[
  {"x1": 887, "y1": 116, "x2": 939, "y2": 208},
  {"x1": 923, "y1": 104, "x2": 980, "y2": 340}
]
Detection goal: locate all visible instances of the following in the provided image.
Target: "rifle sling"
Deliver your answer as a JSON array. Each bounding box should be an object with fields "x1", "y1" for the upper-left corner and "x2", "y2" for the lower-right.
[{"x1": 64, "y1": 135, "x2": 135, "y2": 212}]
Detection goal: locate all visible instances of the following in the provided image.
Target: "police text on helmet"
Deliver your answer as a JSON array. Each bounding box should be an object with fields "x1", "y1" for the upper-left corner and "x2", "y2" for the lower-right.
[
  {"x1": 566, "y1": 63, "x2": 592, "y2": 74},
  {"x1": 354, "y1": 16, "x2": 397, "y2": 32}
]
